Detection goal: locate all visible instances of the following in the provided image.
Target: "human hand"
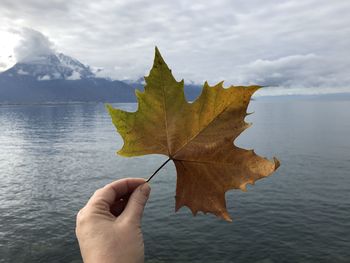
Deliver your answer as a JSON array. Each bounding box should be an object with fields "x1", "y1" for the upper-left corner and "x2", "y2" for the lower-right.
[{"x1": 76, "y1": 178, "x2": 151, "y2": 263}]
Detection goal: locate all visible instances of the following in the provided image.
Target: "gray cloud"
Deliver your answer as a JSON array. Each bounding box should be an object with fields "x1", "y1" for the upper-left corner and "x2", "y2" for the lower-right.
[
  {"x1": 238, "y1": 54, "x2": 343, "y2": 86},
  {"x1": 12, "y1": 28, "x2": 55, "y2": 62},
  {"x1": 0, "y1": 0, "x2": 350, "y2": 94}
]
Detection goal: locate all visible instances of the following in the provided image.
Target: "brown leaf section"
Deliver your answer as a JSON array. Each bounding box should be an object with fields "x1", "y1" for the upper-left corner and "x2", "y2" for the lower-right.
[
  {"x1": 107, "y1": 47, "x2": 280, "y2": 221},
  {"x1": 174, "y1": 152, "x2": 280, "y2": 221}
]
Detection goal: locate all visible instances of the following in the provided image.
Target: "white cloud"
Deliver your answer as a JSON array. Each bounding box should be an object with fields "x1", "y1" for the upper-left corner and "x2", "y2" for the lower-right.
[
  {"x1": 12, "y1": 28, "x2": 55, "y2": 62},
  {"x1": 237, "y1": 53, "x2": 350, "y2": 93},
  {"x1": 66, "y1": 71, "x2": 81, "y2": 80},
  {"x1": 0, "y1": 0, "x2": 349, "y2": 94},
  {"x1": 38, "y1": 75, "x2": 51, "y2": 81},
  {"x1": 0, "y1": 30, "x2": 18, "y2": 70},
  {"x1": 17, "y1": 69, "x2": 29, "y2": 75},
  {"x1": 52, "y1": 72, "x2": 61, "y2": 79}
]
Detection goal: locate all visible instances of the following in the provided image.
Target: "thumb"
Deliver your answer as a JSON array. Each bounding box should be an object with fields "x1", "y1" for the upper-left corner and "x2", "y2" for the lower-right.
[{"x1": 121, "y1": 183, "x2": 151, "y2": 224}]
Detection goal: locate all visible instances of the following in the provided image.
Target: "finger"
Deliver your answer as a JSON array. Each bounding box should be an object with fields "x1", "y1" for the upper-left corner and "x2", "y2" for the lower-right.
[
  {"x1": 87, "y1": 178, "x2": 146, "y2": 208},
  {"x1": 121, "y1": 183, "x2": 151, "y2": 224}
]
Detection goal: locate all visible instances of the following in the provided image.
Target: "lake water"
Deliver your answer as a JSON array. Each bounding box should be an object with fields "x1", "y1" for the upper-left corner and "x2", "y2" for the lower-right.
[{"x1": 0, "y1": 98, "x2": 349, "y2": 263}]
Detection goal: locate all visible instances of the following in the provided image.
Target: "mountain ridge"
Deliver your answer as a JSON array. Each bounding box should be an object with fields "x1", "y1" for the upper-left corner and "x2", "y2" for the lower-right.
[
  {"x1": 3, "y1": 53, "x2": 95, "y2": 80},
  {"x1": 0, "y1": 52, "x2": 137, "y2": 103},
  {"x1": 0, "y1": 52, "x2": 202, "y2": 103}
]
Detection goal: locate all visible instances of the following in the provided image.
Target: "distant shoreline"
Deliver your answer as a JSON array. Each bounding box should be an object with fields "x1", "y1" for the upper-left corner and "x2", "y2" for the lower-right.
[
  {"x1": 253, "y1": 92, "x2": 350, "y2": 101},
  {"x1": 1, "y1": 92, "x2": 350, "y2": 106}
]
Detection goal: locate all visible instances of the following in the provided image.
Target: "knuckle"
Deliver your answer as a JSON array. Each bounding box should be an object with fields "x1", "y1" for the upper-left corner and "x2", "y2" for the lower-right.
[
  {"x1": 93, "y1": 188, "x2": 103, "y2": 196},
  {"x1": 76, "y1": 207, "x2": 89, "y2": 227},
  {"x1": 76, "y1": 208, "x2": 83, "y2": 222},
  {"x1": 89, "y1": 196, "x2": 108, "y2": 210}
]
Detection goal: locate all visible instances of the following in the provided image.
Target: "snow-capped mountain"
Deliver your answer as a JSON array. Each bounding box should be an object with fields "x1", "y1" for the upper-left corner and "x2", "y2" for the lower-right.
[
  {"x1": 0, "y1": 52, "x2": 138, "y2": 103},
  {"x1": 0, "y1": 52, "x2": 202, "y2": 103},
  {"x1": 3, "y1": 53, "x2": 95, "y2": 80}
]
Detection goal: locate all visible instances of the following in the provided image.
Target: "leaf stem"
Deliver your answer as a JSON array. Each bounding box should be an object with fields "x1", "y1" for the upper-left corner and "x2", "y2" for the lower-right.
[{"x1": 146, "y1": 157, "x2": 171, "y2": 182}]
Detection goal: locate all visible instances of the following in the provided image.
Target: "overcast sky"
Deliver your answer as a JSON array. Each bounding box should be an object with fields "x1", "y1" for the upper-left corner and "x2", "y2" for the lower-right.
[{"x1": 0, "y1": 0, "x2": 350, "y2": 95}]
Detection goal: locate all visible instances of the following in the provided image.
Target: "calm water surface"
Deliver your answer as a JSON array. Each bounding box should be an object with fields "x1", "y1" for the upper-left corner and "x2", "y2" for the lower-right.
[{"x1": 0, "y1": 98, "x2": 349, "y2": 263}]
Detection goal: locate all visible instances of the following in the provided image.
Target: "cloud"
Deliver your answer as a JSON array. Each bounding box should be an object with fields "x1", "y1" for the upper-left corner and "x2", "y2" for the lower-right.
[
  {"x1": 237, "y1": 54, "x2": 325, "y2": 86},
  {"x1": 0, "y1": 0, "x2": 349, "y2": 94},
  {"x1": 236, "y1": 53, "x2": 350, "y2": 93},
  {"x1": 17, "y1": 69, "x2": 29, "y2": 75},
  {"x1": 38, "y1": 75, "x2": 51, "y2": 81},
  {"x1": 12, "y1": 28, "x2": 55, "y2": 62},
  {"x1": 66, "y1": 71, "x2": 81, "y2": 80}
]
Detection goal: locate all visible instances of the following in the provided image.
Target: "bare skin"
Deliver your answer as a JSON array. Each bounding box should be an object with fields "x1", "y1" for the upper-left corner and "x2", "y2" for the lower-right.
[{"x1": 76, "y1": 178, "x2": 151, "y2": 263}]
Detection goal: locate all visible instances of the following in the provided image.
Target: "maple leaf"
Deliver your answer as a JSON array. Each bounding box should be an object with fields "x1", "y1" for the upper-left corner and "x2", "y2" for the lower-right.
[{"x1": 107, "y1": 47, "x2": 280, "y2": 221}]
